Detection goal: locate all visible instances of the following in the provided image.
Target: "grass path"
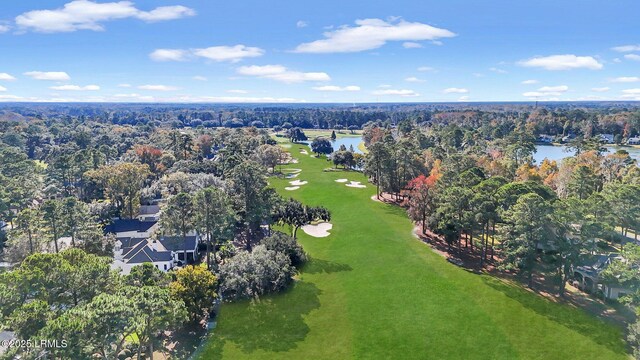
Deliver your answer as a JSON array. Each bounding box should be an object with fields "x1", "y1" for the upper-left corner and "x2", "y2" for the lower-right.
[{"x1": 198, "y1": 143, "x2": 629, "y2": 359}]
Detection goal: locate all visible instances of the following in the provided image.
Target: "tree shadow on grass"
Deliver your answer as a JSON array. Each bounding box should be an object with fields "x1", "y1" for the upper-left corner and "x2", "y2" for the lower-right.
[
  {"x1": 302, "y1": 257, "x2": 352, "y2": 274},
  {"x1": 202, "y1": 281, "x2": 321, "y2": 357},
  {"x1": 481, "y1": 276, "x2": 629, "y2": 355}
]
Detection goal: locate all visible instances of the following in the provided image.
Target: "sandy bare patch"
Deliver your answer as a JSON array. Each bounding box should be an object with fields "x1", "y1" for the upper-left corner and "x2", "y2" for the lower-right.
[
  {"x1": 346, "y1": 181, "x2": 366, "y2": 188},
  {"x1": 285, "y1": 186, "x2": 300, "y2": 191},
  {"x1": 300, "y1": 149, "x2": 309, "y2": 155},
  {"x1": 335, "y1": 178, "x2": 348, "y2": 183},
  {"x1": 285, "y1": 173, "x2": 300, "y2": 179},
  {"x1": 289, "y1": 180, "x2": 308, "y2": 186},
  {"x1": 302, "y1": 222, "x2": 333, "y2": 238}
]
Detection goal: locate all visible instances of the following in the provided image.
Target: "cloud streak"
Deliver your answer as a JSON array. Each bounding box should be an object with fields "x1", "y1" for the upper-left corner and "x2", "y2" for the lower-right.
[
  {"x1": 15, "y1": 1, "x2": 195, "y2": 33},
  {"x1": 293, "y1": 18, "x2": 455, "y2": 53},
  {"x1": 518, "y1": 55, "x2": 603, "y2": 70},
  {"x1": 237, "y1": 65, "x2": 330, "y2": 83}
]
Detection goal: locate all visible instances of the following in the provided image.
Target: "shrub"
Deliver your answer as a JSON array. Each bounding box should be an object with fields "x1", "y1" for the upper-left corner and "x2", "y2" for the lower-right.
[
  {"x1": 218, "y1": 245, "x2": 294, "y2": 300},
  {"x1": 261, "y1": 231, "x2": 307, "y2": 267}
]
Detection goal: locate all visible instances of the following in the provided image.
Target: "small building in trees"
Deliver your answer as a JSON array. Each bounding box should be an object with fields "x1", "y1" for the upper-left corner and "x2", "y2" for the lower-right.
[{"x1": 572, "y1": 253, "x2": 630, "y2": 300}]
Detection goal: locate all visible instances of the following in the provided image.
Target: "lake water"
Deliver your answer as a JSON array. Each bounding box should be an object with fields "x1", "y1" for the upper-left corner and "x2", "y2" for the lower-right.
[
  {"x1": 534, "y1": 145, "x2": 640, "y2": 164},
  {"x1": 332, "y1": 136, "x2": 364, "y2": 154},
  {"x1": 322, "y1": 136, "x2": 640, "y2": 164}
]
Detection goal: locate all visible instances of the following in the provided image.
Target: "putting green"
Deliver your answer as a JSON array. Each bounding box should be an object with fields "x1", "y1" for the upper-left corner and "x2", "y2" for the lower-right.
[{"x1": 198, "y1": 143, "x2": 629, "y2": 360}]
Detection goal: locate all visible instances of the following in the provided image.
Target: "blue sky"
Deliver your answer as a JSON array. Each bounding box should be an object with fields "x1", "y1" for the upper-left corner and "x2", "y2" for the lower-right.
[{"x1": 0, "y1": 0, "x2": 639, "y2": 103}]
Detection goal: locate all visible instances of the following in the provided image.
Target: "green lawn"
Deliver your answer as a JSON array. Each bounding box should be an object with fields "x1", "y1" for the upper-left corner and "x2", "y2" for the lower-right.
[{"x1": 198, "y1": 143, "x2": 630, "y2": 360}]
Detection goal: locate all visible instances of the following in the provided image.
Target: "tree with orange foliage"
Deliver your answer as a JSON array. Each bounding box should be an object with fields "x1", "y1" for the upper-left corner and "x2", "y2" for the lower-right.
[
  {"x1": 134, "y1": 145, "x2": 163, "y2": 175},
  {"x1": 407, "y1": 166, "x2": 440, "y2": 233}
]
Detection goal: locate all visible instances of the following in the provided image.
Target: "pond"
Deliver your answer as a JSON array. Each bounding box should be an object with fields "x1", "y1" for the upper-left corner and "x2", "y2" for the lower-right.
[
  {"x1": 304, "y1": 136, "x2": 364, "y2": 154},
  {"x1": 534, "y1": 145, "x2": 640, "y2": 164},
  {"x1": 331, "y1": 136, "x2": 364, "y2": 154}
]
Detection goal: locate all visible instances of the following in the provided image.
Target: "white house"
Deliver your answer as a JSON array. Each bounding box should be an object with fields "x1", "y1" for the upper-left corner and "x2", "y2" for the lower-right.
[
  {"x1": 112, "y1": 237, "x2": 174, "y2": 275},
  {"x1": 573, "y1": 253, "x2": 630, "y2": 300},
  {"x1": 627, "y1": 136, "x2": 640, "y2": 145},
  {"x1": 158, "y1": 235, "x2": 200, "y2": 264},
  {"x1": 597, "y1": 134, "x2": 615, "y2": 144}
]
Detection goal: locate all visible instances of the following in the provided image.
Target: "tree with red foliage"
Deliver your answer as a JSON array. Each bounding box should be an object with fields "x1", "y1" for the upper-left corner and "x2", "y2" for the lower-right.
[
  {"x1": 407, "y1": 173, "x2": 438, "y2": 233},
  {"x1": 134, "y1": 145, "x2": 163, "y2": 175}
]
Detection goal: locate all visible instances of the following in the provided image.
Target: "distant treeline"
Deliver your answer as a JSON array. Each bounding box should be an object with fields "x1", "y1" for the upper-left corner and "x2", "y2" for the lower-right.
[{"x1": 1, "y1": 102, "x2": 640, "y2": 139}]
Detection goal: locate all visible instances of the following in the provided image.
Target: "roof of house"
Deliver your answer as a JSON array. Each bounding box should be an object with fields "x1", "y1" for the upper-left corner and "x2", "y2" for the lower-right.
[
  {"x1": 122, "y1": 239, "x2": 173, "y2": 264},
  {"x1": 105, "y1": 219, "x2": 157, "y2": 234},
  {"x1": 139, "y1": 205, "x2": 161, "y2": 215},
  {"x1": 159, "y1": 236, "x2": 198, "y2": 252}
]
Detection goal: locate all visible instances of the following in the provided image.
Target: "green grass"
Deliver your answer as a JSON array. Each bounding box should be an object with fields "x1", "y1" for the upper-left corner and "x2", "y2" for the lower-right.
[{"x1": 199, "y1": 142, "x2": 630, "y2": 360}]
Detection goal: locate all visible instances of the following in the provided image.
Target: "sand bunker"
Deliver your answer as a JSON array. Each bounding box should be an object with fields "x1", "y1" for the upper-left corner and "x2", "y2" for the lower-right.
[
  {"x1": 289, "y1": 180, "x2": 308, "y2": 186},
  {"x1": 300, "y1": 149, "x2": 309, "y2": 155},
  {"x1": 285, "y1": 186, "x2": 300, "y2": 191},
  {"x1": 285, "y1": 173, "x2": 300, "y2": 179},
  {"x1": 335, "y1": 179, "x2": 348, "y2": 183},
  {"x1": 302, "y1": 222, "x2": 333, "y2": 238},
  {"x1": 346, "y1": 181, "x2": 366, "y2": 188}
]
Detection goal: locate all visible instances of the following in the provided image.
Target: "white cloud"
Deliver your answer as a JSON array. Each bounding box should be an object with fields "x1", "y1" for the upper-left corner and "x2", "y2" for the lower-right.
[
  {"x1": 15, "y1": 1, "x2": 195, "y2": 33},
  {"x1": 192, "y1": 76, "x2": 207, "y2": 81},
  {"x1": 0, "y1": 94, "x2": 23, "y2": 101},
  {"x1": 621, "y1": 89, "x2": 640, "y2": 100},
  {"x1": 518, "y1": 55, "x2": 603, "y2": 70},
  {"x1": 50, "y1": 84, "x2": 100, "y2": 91},
  {"x1": 151, "y1": 45, "x2": 264, "y2": 63},
  {"x1": 521, "y1": 79, "x2": 539, "y2": 84},
  {"x1": 443, "y1": 87, "x2": 469, "y2": 94},
  {"x1": 0, "y1": 25, "x2": 10, "y2": 33},
  {"x1": 236, "y1": 64, "x2": 330, "y2": 83},
  {"x1": 537, "y1": 85, "x2": 568, "y2": 93},
  {"x1": 24, "y1": 71, "x2": 70, "y2": 81},
  {"x1": 417, "y1": 66, "x2": 435, "y2": 72},
  {"x1": 613, "y1": 58, "x2": 622, "y2": 63},
  {"x1": 118, "y1": 83, "x2": 132, "y2": 88},
  {"x1": 135, "y1": 5, "x2": 195, "y2": 22},
  {"x1": 0, "y1": 86, "x2": 7, "y2": 92},
  {"x1": 372, "y1": 89, "x2": 419, "y2": 97},
  {"x1": 591, "y1": 87, "x2": 610, "y2": 92},
  {"x1": 227, "y1": 89, "x2": 248, "y2": 94},
  {"x1": 523, "y1": 85, "x2": 569, "y2": 98},
  {"x1": 138, "y1": 84, "x2": 179, "y2": 91},
  {"x1": 612, "y1": 45, "x2": 640, "y2": 52},
  {"x1": 193, "y1": 96, "x2": 307, "y2": 103},
  {"x1": 0, "y1": 73, "x2": 16, "y2": 81},
  {"x1": 113, "y1": 93, "x2": 155, "y2": 101},
  {"x1": 458, "y1": 96, "x2": 469, "y2": 102},
  {"x1": 192, "y1": 45, "x2": 264, "y2": 63},
  {"x1": 312, "y1": 85, "x2": 360, "y2": 92},
  {"x1": 402, "y1": 42, "x2": 423, "y2": 49},
  {"x1": 293, "y1": 18, "x2": 455, "y2": 53},
  {"x1": 610, "y1": 77, "x2": 640, "y2": 83},
  {"x1": 377, "y1": 84, "x2": 392, "y2": 88},
  {"x1": 489, "y1": 67, "x2": 507, "y2": 74},
  {"x1": 624, "y1": 54, "x2": 640, "y2": 61},
  {"x1": 296, "y1": 20, "x2": 308, "y2": 28},
  {"x1": 405, "y1": 76, "x2": 425, "y2": 83},
  {"x1": 149, "y1": 49, "x2": 189, "y2": 62}
]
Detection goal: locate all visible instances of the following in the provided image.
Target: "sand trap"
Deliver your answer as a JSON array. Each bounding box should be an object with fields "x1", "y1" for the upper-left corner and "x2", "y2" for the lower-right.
[
  {"x1": 302, "y1": 222, "x2": 333, "y2": 238},
  {"x1": 288, "y1": 159, "x2": 299, "y2": 164},
  {"x1": 346, "y1": 181, "x2": 366, "y2": 188},
  {"x1": 285, "y1": 186, "x2": 300, "y2": 191},
  {"x1": 289, "y1": 180, "x2": 308, "y2": 186},
  {"x1": 335, "y1": 178, "x2": 348, "y2": 183},
  {"x1": 285, "y1": 173, "x2": 300, "y2": 179},
  {"x1": 300, "y1": 149, "x2": 309, "y2": 155}
]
